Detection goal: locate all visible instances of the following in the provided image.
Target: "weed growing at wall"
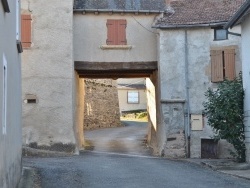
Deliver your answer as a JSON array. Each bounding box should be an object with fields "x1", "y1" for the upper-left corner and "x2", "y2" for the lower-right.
[{"x1": 203, "y1": 74, "x2": 246, "y2": 162}]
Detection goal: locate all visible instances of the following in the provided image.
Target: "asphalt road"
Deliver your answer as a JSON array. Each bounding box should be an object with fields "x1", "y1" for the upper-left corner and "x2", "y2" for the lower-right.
[
  {"x1": 22, "y1": 152, "x2": 250, "y2": 188},
  {"x1": 20, "y1": 121, "x2": 250, "y2": 187},
  {"x1": 84, "y1": 120, "x2": 151, "y2": 155}
]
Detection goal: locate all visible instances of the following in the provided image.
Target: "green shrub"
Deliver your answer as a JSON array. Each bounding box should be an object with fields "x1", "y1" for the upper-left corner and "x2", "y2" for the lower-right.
[{"x1": 203, "y1": 74, "x2": 246, "y2": 162}]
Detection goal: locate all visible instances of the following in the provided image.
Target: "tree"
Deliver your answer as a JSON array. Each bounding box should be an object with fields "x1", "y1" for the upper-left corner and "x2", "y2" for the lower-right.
[{"x1": 203, "y1": 74, "x2": 246, "y2": 162}]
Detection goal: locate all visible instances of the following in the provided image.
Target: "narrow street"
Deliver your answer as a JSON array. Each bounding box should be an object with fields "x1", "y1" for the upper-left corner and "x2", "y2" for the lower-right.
[
  {"x1": 84, "y1": 121, "x2": 151, "y2": 156},
  {"x1": 20, "y1": 121, "x2": 250, "y2": 188}
]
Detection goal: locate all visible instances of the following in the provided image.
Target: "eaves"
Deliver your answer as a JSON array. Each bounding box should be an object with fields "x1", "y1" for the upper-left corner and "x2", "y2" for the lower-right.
[
  {"x1": 73, "y1": 9, "x2": 165, "y2": 14},
  {"x1": 152, "y1": 22, "x2": 227, "y2": 29}
]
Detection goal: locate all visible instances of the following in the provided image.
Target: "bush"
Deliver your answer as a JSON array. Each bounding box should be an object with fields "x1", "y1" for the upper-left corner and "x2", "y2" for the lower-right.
[{"x1": 203, "y1": 74, "x2": 246, "y2": 162}]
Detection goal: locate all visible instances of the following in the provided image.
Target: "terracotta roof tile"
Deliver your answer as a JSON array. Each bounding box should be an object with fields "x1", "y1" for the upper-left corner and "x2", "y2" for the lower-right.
[{"x1": 155, "y1": 0, "x2": 246, "y2": 28}]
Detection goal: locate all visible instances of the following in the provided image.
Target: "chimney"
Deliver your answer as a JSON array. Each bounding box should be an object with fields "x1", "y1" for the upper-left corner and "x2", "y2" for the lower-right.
[{"x1": 165, "y1": 0, "x2": 175, "y2": 13}]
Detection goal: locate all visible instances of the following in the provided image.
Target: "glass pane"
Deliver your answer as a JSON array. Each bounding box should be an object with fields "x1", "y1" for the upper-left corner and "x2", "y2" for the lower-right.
[{"x1": 215, "y1": 29, "x2": 227, "y2": 40}]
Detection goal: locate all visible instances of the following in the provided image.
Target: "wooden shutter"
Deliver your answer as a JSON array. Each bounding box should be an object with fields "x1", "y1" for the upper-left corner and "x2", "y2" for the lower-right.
[
  {"x1": 21, "y1": 14, "x2": 32, "y2": 48},
  {"x1": 106, "y1": 19, "x2": 127, "y2": 45},
  {"x1": 211, "y1": 50, "x2": 224, "y2": 82},
  {"x1": 224, "y1": 49, "x2": 235, "y2": 81},
  {"x1": 106, "y1": 19, "x2": 116, "y2": 45},
  {"x1": 118, "y1": 19, "x2": 127, "y2": 45}
]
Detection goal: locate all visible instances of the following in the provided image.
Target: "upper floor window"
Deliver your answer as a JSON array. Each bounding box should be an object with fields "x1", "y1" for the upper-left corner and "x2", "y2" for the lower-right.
[
  {"x1": 106, "y1": 19, "x2": 127, "y2": 45},
  {"x1": 210, "y1": 49, "x2": 235, "y2": 82},
  {"x1": 214, "y1": 28, "x2": 228, "y2": 41},
  {"x1": 21, "y1": 14, "x2": 32, "y2": 48}
]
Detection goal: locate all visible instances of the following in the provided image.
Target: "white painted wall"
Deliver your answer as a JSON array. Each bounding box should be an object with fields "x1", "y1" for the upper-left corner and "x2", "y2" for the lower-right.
[
  {"x1": 241, "y1": 13, "x2": 250, "y2": 162},
  {"x1": 21, "y1": 0, "x2": 76, "y2": 151},
  {"x1": 0, "y1": 1, "x2": 22, "y2": 187},
  {"x1": 158, "y1": 26, "x2": 242, "y2": 158},
  {"x1": 73, "y1": 13, "x2": 158, "y2": 62}
]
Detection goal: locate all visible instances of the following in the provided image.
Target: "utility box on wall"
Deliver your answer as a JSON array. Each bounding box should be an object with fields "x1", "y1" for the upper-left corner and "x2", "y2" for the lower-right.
[{"x1": 191, "y1": 114, "x2": 203, "y2": 131}]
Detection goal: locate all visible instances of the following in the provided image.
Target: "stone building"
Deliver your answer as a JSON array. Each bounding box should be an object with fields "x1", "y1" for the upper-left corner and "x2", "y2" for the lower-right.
[
  {"x1": 0, "y1": 0, "x2": 22, "y2": 187},
  {"x1": 21, "y1": 0, "x2": 247, "y2": 161},
  {"x1": 154, "y1": 0, "x2": 244, "y2": 158}
]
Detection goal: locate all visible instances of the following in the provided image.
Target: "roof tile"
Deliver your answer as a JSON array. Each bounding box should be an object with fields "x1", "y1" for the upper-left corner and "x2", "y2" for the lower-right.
[{"x1": 155, "y1": 0, "x2": 246, "y2": 27}]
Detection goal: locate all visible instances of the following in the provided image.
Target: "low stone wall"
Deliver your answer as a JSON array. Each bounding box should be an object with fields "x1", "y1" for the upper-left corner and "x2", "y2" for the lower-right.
[{"x1": 84, "y1": 79, "x2": 122, "y2": 130}]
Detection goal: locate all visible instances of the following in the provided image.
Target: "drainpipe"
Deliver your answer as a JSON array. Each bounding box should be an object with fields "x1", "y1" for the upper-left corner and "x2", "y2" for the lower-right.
[{"x1": 184, "y1": 30, "x2": 191, "y2": 158}]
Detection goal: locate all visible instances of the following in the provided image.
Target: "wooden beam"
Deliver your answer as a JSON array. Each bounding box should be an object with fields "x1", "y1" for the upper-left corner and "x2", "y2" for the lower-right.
[{"x1": 74, "y1": 61, "x2": 157, "y2": 71}]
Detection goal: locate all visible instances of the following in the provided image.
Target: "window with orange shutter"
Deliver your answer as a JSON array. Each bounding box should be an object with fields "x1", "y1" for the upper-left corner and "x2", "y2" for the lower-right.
[
  {"x1": 106, "y1": 19, "x2": 127, "y2": 45},
  {"x1": 21, "y1": 14, "x2": 32, "y2": 48},
  {"x1": 211, "y1": 49, "x2": 236, "y2": 82}
]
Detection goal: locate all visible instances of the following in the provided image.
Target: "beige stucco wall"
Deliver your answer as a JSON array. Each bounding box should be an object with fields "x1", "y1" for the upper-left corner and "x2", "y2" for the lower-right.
[
  {"x1": 74, "y1": 73, "x2": 85, "y2": 150},
  {"x1": 0, "y1": 1, "x2": 22, "y2": 187},
  {"x1": 158, "y1": 26, "x2": 242, "y2": 158},
  {"x1": 21, "y1": 0, "x2": 76, "y2": 152},
  {"x1": 73, "y1": 13, "x2": 158, "y2": 62}
]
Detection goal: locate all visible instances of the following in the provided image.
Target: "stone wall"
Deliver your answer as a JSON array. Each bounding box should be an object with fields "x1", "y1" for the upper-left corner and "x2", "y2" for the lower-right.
[
  {"x1": 158, "y1": 26, "x2": 242, "y2": 159},
  {"x1": 84, "y1": 79, "x2": 122, "y2": 130}
]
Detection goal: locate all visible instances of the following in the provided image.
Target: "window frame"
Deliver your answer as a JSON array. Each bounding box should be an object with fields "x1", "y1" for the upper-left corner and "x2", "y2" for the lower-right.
[
  {"x1": 106, "y1": 19, "x2": 127, "y2": 45},
  {"x1": 214, "y1": 28, "x2": 228, "y2": 41},
  {"x1": 127, "y1": 91, "x2": 139, "y2": 104}
]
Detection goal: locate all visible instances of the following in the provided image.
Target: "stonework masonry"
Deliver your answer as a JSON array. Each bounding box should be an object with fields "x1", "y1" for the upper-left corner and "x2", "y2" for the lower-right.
[{"x1": 84, "y1": 79, "x2": 122, "y2": 130}]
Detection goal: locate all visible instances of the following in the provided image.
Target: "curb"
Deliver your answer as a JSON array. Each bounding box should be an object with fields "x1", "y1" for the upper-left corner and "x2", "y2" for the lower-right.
[{"x1": 22, "y1": 147, "x2": 73, "y2": 158}]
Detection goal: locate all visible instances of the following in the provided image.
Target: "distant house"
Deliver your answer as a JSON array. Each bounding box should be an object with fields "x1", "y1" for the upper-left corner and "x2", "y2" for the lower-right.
[
  {"x1": 117, "y1": 78, "x2": 147, "y2": 114},
  {"x1": 225, "y1": 0, "x2": 250, "y2": 162},
  {"x1": 0, "y1": 0, "x2": 22, "y2": 187}
]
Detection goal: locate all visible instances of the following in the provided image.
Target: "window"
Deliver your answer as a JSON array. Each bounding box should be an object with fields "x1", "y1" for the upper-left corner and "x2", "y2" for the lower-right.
[
  {"x1": 214, "y1": 28, "x2": 228, "y2": 41},
  {"x1": 21, "y1": 14, "x2": 32, "y2": 48},
  {"x1": 2, "y1": 54, "x2": 7, "y2": 135},
  {"x1": 211, "y1": 49, "x2": 235, "y2": 82},
  {"x1": 127, "y1": 91, "x2": 139, "y2": 104},
  {"x1": 106, "y1": 19, "x2": 127, "y2": 45}
]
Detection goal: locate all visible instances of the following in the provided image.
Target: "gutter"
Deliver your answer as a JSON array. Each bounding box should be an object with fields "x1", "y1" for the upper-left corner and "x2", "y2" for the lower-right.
[
  {"x1": 152, "y1": 22, "x2": 227, "y2": 29},
  {"x1": 184, "y1": 30, "x2": 191, "y2": 158},
  {"x1": 224, "y1": 0, "x2": 250, "y2": 29},
  {"x1": 73, "y1": 9, "x2": 165, "y2": 14}
]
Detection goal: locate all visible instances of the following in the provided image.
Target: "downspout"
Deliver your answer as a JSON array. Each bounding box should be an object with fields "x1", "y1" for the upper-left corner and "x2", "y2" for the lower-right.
[{"x1": 184, "y1": 30, "x2": 191, "y2": 158}]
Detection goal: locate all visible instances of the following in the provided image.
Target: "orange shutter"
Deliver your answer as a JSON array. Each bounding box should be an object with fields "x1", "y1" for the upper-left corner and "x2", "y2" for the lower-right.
[
  {"x1": 21, "y1": 14, "x2": 32, "y2": 48},
  {"x1": 118, "y1": 19, "x2": 127, "y2": 45},
  {"x1": 211, "y1": 50, "x2": 224, "y2": 82},
  {"x1": 106, "y1": 19, "x2": 116, "y2": 45},
  {"x1": 106, "y1": 19, "x2": 127, "y2": 45},
  {"x1": 224, "y1": 49, "x2": 235, "y2": 81}
]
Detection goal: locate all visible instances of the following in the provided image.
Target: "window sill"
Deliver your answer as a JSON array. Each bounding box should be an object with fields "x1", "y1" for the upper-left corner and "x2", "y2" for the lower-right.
[{"x1": 100, "y1": 45, "x2": 133, "y2": 50}]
